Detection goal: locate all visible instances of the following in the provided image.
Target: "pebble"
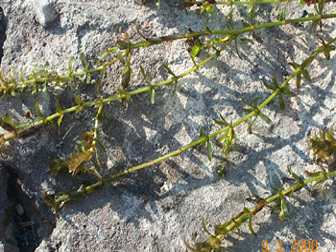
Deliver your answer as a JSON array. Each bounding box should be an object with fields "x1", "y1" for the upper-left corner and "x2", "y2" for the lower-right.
[{"x1": 33, "y1": 0, "x2": 58, "y2": 28}]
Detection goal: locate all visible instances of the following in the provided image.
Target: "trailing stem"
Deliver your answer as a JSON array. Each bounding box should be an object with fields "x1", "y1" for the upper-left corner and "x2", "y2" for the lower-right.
[
  {"x1": 190, "y1": 168, "x2": 336, "y2": 251},
  {"x1": 43, "y1": 36, "x2": 336, "y2": 211},
  {"x1": 105, "y1": 12, "x2": 336, "y2": 50},
  {"x1": 0, "y1": 12, "x2": 335, "y2": 95},
  {"x1": 0, "y1": 54, "x2": 214, "y2": 145},
  {"x1": 184, "y1": 0, "x2": 332, "y2": 8},
  {"x1": 2, "y1": 11, "x2": 336, "y2": 145},
  {"x1": 0, "y1": 51, "x2": 126, "y2": 96}
]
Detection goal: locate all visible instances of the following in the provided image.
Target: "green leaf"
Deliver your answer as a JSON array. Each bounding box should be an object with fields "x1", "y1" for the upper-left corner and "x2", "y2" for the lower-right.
[
  {"x1": 323, "y1": 47, "x2": 331, "y2": 60},
  {"x1": 49, "y1": 159, "x2": 67, "y2": 175},
  {"x1": 296, "y1": 75, "x2": 302, "y2": 89},
  {"x1": 248, "y1": 215, "x2": 256, "y2": 235},
  {"x1": 279, "y1": 197, "x2": 288, "y2": 221},
  {"x1": 277, "y1": 10, "x2": 287, "y2": 21},
  {"x1": 220, "y1": 126, "x2": 235, "y2": 155},
  {"x1": 258, "y1": 111, "x2": 272, "y2": 125},
  {"x1": 80, "y1": 53, "x2": 91, "y2": 81},
  {"x1": 57, "y1": 113, "x2": 64, "y2": 128},
  {"x1": 280, "y1": 85, "x2": 292, "y2": 97},
  {"x1": 244, "y1": 208, "x2": 256, "y2": 235},
  {"x1": 201, "y1": 218, "x2": 213, "y2": 236},
  {"x1": 247, "y1": 120, "x2": 254, "y2": 134},
  {"x1": 120, "y1": 49, "x2": 132, "y2": 89},
  {"x1": 279, "y1": 95, "x2": 285, "y2": 111},
  {"x1": 243, "y1": 107, "x2": 255, "y2": 114},
  {"x1": 216, "y1": 165, "x2": 226, "y2": 177},
  {"x1": 287, "y1": 167, "x2": 304, "y2": 184},
  {"x1": 316, "y1": 0, "x2": 325, "y2": 14},
  {"x1": 289, "y1": 62, "x2": 300, "y2": 70},
  {"x1": 214, "y1": 112, "x2": 229, "y2": 126},
  {"x1": 121, "y1": 65, "x2": 131, "y2": 89},
  {"x1": 34, "y1": 100, "x2": 44, "y2": 118},
  {"x1": 56, "y1": 98, "x2": 63, "y2": 113},
  {"x1": 201, "y1": 2, "x2": 214, "y2": 14},
  {"x1": 18, "y1": 71, "x2": 25, "y2": 83},
  {"x1": 214, "y1": 119, "x2": 227, "y2": 126},
  {"x1": 191, "y1": 42, "x2": 202, "y2": 59},
  {"x1": 100, "y1": 47, "x2": 118, "y2": 59},
  {"x1": 301, "y1": 69, "x2": 311, "y2": 81},
  {"x1": 150, "y1": 88, "x2": 156, "y2": 105},
  {"x1": 74, "y1": 96, "x2": 84, "y2": 113},
  {"x1": 247, "y1": 0, "x2": 256, "y2": 17},
  {"x1": 140, "y1": 65, "x2": 146, "y2": 80},
  {"x1": 200, "y1": 127, "x2": 206, "y2": 138},
  {"x1": 67, "y1": 57, "x2": 75, "y2": 81},
  {"x1": 0, "y1": 115, "x2": 17, "y2": 132},
  {"x1": 74, "y1": 95, "x2": 82, "y2": 105},
  {"x1": 207, "y1": 141, "x2": 213, "y2": 161},
  {"x1": 263, "y1": 80, "x2": 276, "y2": 91},
  {"x1": 163, "y1": 64, "x2": 178, "y2": 79}
]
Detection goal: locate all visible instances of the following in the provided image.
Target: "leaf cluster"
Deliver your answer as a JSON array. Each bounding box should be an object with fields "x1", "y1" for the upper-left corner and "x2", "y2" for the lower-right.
[{"x1": 309, "y1": 127, "x2": 336, "y2": 164}]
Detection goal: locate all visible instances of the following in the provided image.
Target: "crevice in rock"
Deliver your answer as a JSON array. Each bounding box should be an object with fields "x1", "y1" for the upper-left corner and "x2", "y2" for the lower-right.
[
  {"x1": 0, "y1": 7, "x2": 8, "y2": 64},
  {"x1": 1, "y1": 163, "x2": 55, "y2": 252}
]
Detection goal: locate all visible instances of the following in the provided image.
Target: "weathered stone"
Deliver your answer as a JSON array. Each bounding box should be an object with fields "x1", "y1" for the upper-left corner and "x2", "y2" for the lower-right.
[
  {"x1": 33, "y1": 0, "x2": 58, "y2": 28},
  {"x1": 0, "y1": 164, "x2": 9, "y2": 243},
  {"x1": 1, "y1": 1, "x2": 336, "y2": 251},
  {"x1": 0, "y1": 7, "x2": 7, "y2": 63}
]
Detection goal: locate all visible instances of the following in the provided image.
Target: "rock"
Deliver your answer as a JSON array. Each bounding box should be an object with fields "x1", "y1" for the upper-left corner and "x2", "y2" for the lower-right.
[
  {"x1": 0, "y1": 164, "x2": 20, "y2": 252},
  {"x1": 15, "y1": 204, "x2": 24, "y2": 216},
  {"x1": 33, "y1": 0, "x2": 58, "y2": 28},
  {"x1": 1, "y1": 1, "x2": 336, "y2": 251},
  {"x1": 0, "y1": 164, "x2": 9, "y2": 242},
  {"x1": 0, "y1": 7, "x2": 7, "y2": 63}
]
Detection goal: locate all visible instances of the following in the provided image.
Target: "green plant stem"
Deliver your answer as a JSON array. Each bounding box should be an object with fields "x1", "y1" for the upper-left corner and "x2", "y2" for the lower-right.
[
  {"x1": 191, "y1": 0, "x2": 299, "y2": 7},
  {"x1": 45, "y1": 36, "x2": 336, "y2": 211},
  {"x1": 2, "y1": 12, "x2": 334, "y2": 96},
  {"x1": 0, "y1": 51, "x2": 126, "y2": 96},
  {"x1": 3, "y1": 12, "x2": 336, "y2": 144},
  {"x1": 189, "y1": 0, "x2": 335, "y2": 7},
  {"x1": 214, "y1": 0, "x2": 290, "y2": 5},
  {"x1": 111, "y1": 13, "x2": 336, "y2": 50},
  {"x1": 192, "y1": 169, "x2": 336, "y2": 251},
  {"x1": 1, "y1": 54, "x2": 215, "y2": 145}
]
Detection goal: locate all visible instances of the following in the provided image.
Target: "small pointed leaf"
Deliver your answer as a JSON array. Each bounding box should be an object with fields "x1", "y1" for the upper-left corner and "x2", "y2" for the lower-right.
[
  {"x1": 296, "y1": 75, "x2": 302, "y2": 89},
  {"x1": 150, "y1": 88, "x2": 156, "y2": 105},
  {"x1": 0, "y1": 115, "x2": 17, "y2": 132},
  {"x1": 34, "y1": 100, "x2": 44, "y2": 118},
  {"x1": 57, "y1": 113, "x2": 64, "y2": 128},
  {"x1": 163, "y1": 64, "x2": 178, "y2": 79},
  {"x1": 301, "y1": 69, "x2": 311, "y2": 81},
  {"x1": 279, "y1": 197, "x2": 288, "y2": 221},
  {"x1": 121, "y1": 65, "x2": 131, "y2": 89},
  {"x1": 191, "y1": 42, "x2": 202, "y2": 59},
  {"x1": 258, "y1": 111, "x2": 272, "y2": 125},
  {"x1": 279, "y1": 95, "x2": 286, "y2": 111},
  {"x1": 207, "y1": 141, "x2": 213, "y2": 161}
]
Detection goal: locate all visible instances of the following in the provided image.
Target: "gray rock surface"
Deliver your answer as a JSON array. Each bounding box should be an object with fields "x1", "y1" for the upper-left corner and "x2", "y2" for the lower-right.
[
  {"x1": 1, "y1": 0, "x2": 336, "y2": 251},
  {"x1": 33, "y1": 0, "x2": 58, "y2": 28},
  {"x1": 0, "y1": 6, "x2": 6, "y2": 64}
]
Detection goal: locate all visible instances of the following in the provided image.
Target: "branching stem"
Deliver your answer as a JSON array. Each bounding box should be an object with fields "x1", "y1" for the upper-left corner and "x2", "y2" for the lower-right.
[
  {"x1": 45, "y1": 36, "x2": 336, "y2": 211},
  {"x1": 193, "y1": 169, "x2": 336, "y2": 251},
  {"x1": 1, "y1": 12, "x2": 335, "y2": 95}
]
